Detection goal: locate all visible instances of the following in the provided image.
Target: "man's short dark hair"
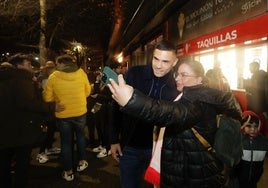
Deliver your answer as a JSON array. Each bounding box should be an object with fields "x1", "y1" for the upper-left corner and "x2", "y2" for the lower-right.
[
  {"x1": 8, "y1": 53, "x2": 33, "y2": 67},
  {"x1": 155, "y1": 40, "x2": 176, "y2": 53}
]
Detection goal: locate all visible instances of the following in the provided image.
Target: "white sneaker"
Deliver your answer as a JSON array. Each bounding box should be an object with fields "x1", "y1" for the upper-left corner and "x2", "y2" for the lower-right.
[
  {"x1": 62, "y1": 171, "x2": 74, "y2": 181},
  {"x1": 92, "y1": 145, "x2": 105, "y2": 153},
  {"x1": 36, "y1": 153, "x2": 49, "y2": 164},
  {"x1": 46, "y1": 147, "x2": 61, "y2": 155},
  {"x1": 77, "y1": 160, "x2": 88, "y2": 172},
  {"x1": 97, "y1": 149, "x2": 112, "y2": 158}
]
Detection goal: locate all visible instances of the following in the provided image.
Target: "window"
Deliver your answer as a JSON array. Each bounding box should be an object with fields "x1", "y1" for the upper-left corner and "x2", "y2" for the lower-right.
[{"x1": 243, "y1": 45, "x2": 267, "y2": 79}]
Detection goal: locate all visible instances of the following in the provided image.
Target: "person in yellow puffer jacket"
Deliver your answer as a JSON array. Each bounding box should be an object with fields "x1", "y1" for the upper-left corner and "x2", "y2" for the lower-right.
[{"x1": 43, "y1": 54, "x2": 91, "y2": 181}]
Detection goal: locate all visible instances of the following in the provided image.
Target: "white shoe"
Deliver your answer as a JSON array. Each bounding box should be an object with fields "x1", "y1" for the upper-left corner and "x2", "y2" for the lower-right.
[
  {"x1": 77, "y1": 160, "x2": 88, "y2": 172},
  {"x1": 92, "y1": 145, "x2": 105, "y2": 153},
  {"x1": 97, "y1": 149, "x2": 112, "y2": 158},
  {"x1": 62, "y1": 171, "x2": 74, "y2": 181},
  {"x1": 36, "y1": 153, "x2": 49, "y2": 164},
  {"x1": 46, "y1": 147, "x2": 61, "y2": 155}
]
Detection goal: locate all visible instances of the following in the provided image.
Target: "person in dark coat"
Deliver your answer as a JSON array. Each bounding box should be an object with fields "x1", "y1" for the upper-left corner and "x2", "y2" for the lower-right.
[
  {"x1": 246, "y1": 61, "x2": 268, "y2": 114},
  {"x1": 108, "y1": 60, "x2": 242, "y2": 188},
  {"x1": 0, "y1": 53, "x2": 62, "y2": 188}
]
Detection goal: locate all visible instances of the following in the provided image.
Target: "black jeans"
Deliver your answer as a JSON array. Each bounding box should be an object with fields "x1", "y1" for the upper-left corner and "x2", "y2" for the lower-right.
[
  {"x1": 86, "y1": 112, "x2": 98, "y2": 147},
  {"x1": 39, "y1": 118, "x2": 57, "y2": 153},
  {"x1": 0, "y1": 145, "x2": 32, "y2": 188}
]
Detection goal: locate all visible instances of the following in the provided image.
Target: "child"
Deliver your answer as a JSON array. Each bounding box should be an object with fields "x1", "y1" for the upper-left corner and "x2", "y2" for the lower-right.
[{"x1": 236, "y1": 110, "x2": 268, "y2": 188}]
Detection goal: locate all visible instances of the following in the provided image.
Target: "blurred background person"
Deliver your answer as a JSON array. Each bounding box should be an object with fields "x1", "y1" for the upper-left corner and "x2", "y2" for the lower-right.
[
  {"x1": 0, "y1": 53, "x2": 61, "y2": 188},
  {"x1": 120, "y1": 62, "x2": 128, "y2": 75},
  {"x1": 205, "y1": 60, "x2": 230, "y2": 91},
  {"x1": 86, "y1": 69, "x2": 100, "y2": 149},
  {"x1": 36, "y1": 60, "x2": 61, "y2": 164},
  {"x1": 92, "y1": 62, "x2": 121, "y2": 158},
  {"x1": 245, "y1": 61, "x2": 268, "y2": 113},
  {"x1": 244, "y1": 60, "x2": 268, "y2": 136}
]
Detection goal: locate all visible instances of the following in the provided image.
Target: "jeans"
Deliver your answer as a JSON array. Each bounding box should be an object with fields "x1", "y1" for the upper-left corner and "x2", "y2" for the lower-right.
[
  {"x1": 119, "y1": 146, "x2": 152, "y2": 188},
  {"x1": 56, "y1": 114, "x2": 87, "y2": 171}
]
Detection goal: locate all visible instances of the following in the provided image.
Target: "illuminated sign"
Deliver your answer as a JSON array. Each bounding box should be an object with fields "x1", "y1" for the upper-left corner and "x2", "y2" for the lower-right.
[
  {"x1": 178, "y1": 13, "x2": 268, "y2": 57},
  {"x1": 197, "y1": 30, "x2": 237, "y2": 48}
]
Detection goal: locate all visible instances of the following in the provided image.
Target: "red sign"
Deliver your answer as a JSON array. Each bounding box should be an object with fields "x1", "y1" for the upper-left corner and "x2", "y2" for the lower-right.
[{"x1": 178, "y1": 13, "x2": 268, "y2": 57}]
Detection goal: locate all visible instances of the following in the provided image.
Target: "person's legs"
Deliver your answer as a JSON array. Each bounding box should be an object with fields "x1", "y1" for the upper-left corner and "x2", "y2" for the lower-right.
[
  {"x1": 45, "y1": 118, "x2": 57, "y2": 149},
  {"x1": 0, "y1": 148, "x2": 13, "y2": 188},
  {"x1": 87, "y1": 112, "x2": 98, "y2": 147},
  {"x1": 119, "y1": 146, "x2": 152, "y2": 188},
  {"x1": 102, "y1": 106, "x2": 110, "y2": 152},
  {"x1": 13, "y1": 145, "x2": 32, "y2": 188},
  {"x1": 38, "y1": 136, "x2": 47, "y2": 154},
  {"x1": 36, "y1": 120, "x2": 51, "y2": 164},
  {"x1": 73, "y1": 114, "x2": 87, "y2": 161},
  {"x1": 56, "y1": 118, "x2": 74, "y2": 171},
  {"x1": 97, "y1": 106, "x2": 112, "y2": 158},
  {"x1": 95, "y1": 110, "x2": 104, "y2": 147}
]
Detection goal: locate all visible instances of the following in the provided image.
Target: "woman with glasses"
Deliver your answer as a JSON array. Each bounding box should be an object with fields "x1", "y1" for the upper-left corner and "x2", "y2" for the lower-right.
[{"x1": 108, "y1": 60, "x2": 242, "y2": 188}]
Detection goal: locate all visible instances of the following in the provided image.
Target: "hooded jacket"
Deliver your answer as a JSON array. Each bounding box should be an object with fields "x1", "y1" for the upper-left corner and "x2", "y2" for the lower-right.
[
  {"x1": 120, "y1": 85, "x2": 241, "y2": 188},
  {"x1": 43, "y1": 63, "x2": 91, "y2": 118}
]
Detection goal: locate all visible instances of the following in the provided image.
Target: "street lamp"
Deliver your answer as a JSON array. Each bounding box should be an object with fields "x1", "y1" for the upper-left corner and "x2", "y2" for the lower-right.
[{"x1": 73, "y1": 42, "x2": 83, "y2": 67}]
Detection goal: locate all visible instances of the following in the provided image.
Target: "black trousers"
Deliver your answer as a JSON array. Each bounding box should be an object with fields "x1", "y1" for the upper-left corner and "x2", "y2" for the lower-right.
[
  {"x1": 39, "y1": 118, "x2": 57, "y2": 153},
  {"x1": 0, "y1": 146, "x2": 32, "y2": 188}
]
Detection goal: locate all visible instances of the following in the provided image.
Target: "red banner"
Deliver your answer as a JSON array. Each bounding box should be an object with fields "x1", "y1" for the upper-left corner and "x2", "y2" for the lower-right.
[{"x1": 178, "y1": 13, "x2": 268, "y2": 57}]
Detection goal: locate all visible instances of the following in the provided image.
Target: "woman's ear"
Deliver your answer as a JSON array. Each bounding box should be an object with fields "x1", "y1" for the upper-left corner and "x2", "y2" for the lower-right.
[{"x1": 197, "y1": 76, "x2": 203, "y2": 84}]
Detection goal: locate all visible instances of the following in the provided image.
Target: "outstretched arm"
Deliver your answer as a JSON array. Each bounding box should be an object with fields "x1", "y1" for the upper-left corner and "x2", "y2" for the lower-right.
[{"x1": 108, "y1": 74, "x2": 200, "y2": 129}]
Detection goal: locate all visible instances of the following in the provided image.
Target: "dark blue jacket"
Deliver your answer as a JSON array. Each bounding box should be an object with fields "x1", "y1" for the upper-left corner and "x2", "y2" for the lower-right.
[{"x1": 109, "y1": 64, "x2": 179, "y2": 148}]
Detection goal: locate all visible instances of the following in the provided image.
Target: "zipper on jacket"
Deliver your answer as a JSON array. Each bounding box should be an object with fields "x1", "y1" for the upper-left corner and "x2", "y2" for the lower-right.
[{"x1": 249, "y1": 140, "x2": 253, "y2": 181}]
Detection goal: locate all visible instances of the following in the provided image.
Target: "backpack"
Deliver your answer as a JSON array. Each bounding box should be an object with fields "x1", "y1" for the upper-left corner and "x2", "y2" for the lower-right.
[{"x1": 192, "y1": 115, "x2": 243, "y2": 167}]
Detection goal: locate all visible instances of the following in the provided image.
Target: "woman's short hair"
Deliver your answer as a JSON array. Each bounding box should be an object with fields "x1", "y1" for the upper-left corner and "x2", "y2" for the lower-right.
[{"x1": 175, "y1": 59, "x2": 205, "y2": 77}]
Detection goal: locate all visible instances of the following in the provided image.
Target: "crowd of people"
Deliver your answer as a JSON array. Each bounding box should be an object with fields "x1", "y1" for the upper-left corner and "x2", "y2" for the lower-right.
[
  {"x1": 0, "y1": 39, "x2": 268, "y2": 188},
  {"x1": 0, "y1": 54, "x2": 64, "y2": 187}
]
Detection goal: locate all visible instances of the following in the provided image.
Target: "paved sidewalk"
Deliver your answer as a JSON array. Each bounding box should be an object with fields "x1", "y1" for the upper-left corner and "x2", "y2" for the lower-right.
[
  {"x1": 28, "y1": 148, "x2": 268, "y2": 188},
  {"x1": 28, "y1": 147, "x2": 120, "y2": 188},
  {"x1": 27, "y1": 131, "x2": 268, "y2": 188}
]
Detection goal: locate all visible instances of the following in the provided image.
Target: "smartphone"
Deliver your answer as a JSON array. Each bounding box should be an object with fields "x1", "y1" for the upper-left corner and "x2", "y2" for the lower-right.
[{"x1": 101, "y1": 66, "x2": 118, "y2": 85}]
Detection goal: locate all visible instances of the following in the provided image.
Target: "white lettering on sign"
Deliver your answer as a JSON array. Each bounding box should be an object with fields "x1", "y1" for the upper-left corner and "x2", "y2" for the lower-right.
[
  {"x1": 196, "y1": 30, "x2": 237, "y2": 48},
  {"x1": 185, "y1": 0, "x2": 213, "y2": 25},
  {"x1": 241, "y1": 0, "x2": 262, "y2": 14}
]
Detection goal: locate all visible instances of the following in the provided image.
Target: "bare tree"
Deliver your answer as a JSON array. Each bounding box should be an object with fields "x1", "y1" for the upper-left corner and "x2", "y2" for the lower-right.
[{"x1": 39, "y1": 0, "x2": 47, "y2": 65}]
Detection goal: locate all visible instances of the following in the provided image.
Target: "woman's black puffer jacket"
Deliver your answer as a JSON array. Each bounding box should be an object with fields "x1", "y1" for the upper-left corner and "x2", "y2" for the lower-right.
[{"x1": 121, "y1": 85, "x2": 241, "y2": 188}]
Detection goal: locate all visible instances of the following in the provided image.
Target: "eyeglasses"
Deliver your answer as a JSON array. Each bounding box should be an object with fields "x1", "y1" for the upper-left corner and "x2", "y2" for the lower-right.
[{"x1": 173, "y1": 72, "x2": 197, "y2": 79}]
